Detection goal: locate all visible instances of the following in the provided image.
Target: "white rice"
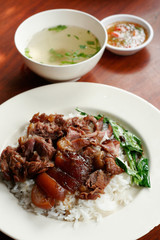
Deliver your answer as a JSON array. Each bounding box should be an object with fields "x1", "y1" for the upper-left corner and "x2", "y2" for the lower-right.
[
  {"x1": 1, "y1": 171, "x2": 136, "y2": 224},
  {"x1": 0, "y1": 112, "x2": 139, "y2": 223}
]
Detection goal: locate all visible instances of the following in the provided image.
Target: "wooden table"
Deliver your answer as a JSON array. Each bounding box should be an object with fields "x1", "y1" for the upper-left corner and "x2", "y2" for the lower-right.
[{"x1": 0, "y1": 0, "x2": 159, "y2": 239}]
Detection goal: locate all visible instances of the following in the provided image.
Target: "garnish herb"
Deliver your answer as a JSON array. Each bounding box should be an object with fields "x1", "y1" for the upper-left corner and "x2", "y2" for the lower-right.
[
  {"x1": 61, "y1": 50, "x2": 94, "y2": 65},
  {"x1": 86, "y1": 41, "x2": 95, "y2": 45},
  {"x1": 65, "y1": 52, "x2": 72, "y2": 56},
  {"x1": 75, "y1": 108, "x2": 151, "y2": 188},
  {"x1": 61, "y1": 61, "x2": 77, "y2": 64},
  {"x1": 135, "y1": 26, "x2": 142, "y2": 31},
  {"x1": 48, "y1": 48, "x2": 96, "y2": 65},
  {"x1": 25, "y1": 48, "x2": 32, "y2": 58},
  {"x1": 49, "y1": 48, "x2": 64, "y2": 58},
  {"x1": 79, "y1": 45, "x2": 87, "y2": 49},
  {"x1": 49, "y1": 48, "x2": 64, "y2": 62},
  {"x1": 86, "y1": 39, "x2": 101, "y2": 53},
  {"x1": 74, "y1": 35, "x2": 79, "y2": 40},
  {"x1": 48, "y1": 25, "x2": 67, "y2": 32},
  {"x1": 75, "y1": 108, "x2": 88, "y2": 116}
]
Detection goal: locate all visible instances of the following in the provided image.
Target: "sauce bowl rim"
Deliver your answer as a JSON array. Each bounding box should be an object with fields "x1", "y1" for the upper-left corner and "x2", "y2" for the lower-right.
[{"x1": 101, "y1": 14, "x2": 154, "y2": 52}]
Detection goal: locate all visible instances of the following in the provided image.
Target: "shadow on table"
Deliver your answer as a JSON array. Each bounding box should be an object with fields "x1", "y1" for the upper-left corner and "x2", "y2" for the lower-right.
[
  {"x1": 99, "y1": 48, "x2": 151, "y2": 74},
  {"x1": 1, "y1": 64, "x2": 50, "y2": 103}
]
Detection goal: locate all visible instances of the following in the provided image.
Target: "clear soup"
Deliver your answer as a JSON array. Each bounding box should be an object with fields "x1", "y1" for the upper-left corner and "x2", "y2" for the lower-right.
[{"x1": 25, "y1": 25, "x2": 101, "y2": 65}]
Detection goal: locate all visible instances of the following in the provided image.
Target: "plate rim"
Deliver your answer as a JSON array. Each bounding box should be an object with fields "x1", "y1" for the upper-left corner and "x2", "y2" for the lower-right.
[{"x1": 0, "y1": 82, "x2": 160, "y2": 240}]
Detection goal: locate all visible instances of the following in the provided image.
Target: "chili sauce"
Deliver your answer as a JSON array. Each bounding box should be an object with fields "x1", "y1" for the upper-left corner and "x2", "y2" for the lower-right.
[
  {"x1": 25, "y1": 25, "x2": 101, "y2": 65},
  {"x1": 107, "y1": 22, "x2": 148, "y2": 48}
]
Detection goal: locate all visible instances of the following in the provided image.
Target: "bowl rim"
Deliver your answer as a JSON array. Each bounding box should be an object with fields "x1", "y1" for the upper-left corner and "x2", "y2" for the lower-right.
[
  {"x1": 101, "y1": 14, "x2": 154, "y2": 52},
  {"x1": 14, "y1": 8, "x2": 107, "y2": 68}
]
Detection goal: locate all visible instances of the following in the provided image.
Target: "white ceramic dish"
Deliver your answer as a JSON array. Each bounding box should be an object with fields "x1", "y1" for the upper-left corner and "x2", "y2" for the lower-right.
[
  {"x1": 101, "y1": 14, "x2": 154, "y2": 56},
  {"x1": 14, "y1": 9, "x2": 107, "y2": 82},
  {"x1": 0, "y1": 82, "x2": 160, "y2": 240}
]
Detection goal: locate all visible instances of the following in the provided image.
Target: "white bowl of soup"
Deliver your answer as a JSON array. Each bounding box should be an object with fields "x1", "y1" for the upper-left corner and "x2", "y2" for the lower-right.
[
  {"x1": 101, "y1": 14, "x2": 154, "y2": 56},
  {"x1": 15, "y1": 9, "x2": 107, "y2": 82}
]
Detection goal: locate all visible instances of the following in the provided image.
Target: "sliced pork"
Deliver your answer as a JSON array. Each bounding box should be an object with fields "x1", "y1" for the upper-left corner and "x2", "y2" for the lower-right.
[
  {"x1": 55, "y1": 151, "x2": 92, "y2": 184},
  {"x1": 0, "y1": 112, "x2": 124, "y2": 208},
  {"x1": 28, "y1": 113, "x2": 65, "y2": 140},
  {"x1": 0, "y1": 146, "x2": 26, "y2": 182},
  {"x1": 79, "y1": 170, "x2": 110, "y2": 200}
]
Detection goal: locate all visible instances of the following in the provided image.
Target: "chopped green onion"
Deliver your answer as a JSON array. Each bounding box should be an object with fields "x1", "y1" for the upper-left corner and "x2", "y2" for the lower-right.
[
  {"x1": 79, "y1": 45, "x2": 87, "y2": 49},
  {"x1": 74, "y1": 35, "x2": 79, "y2": 40},
  {"x1": 48, "y1": 25, "x2": 67, "y2": 32},
  {"x1": 86, "y1": 41, "x2": 95, "y2": 45},
  {"x1": 24, "y1": 48, "x2": 32, "y2": 58}
]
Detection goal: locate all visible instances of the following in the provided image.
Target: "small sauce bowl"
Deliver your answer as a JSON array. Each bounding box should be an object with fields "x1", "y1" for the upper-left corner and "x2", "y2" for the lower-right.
[{"x1": 101, "y1": 14, "x2": 154, "y2": 56}]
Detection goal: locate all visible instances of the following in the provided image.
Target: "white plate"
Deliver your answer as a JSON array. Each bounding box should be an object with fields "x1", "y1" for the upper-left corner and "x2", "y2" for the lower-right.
[{"x1": 0, "y1": 82, "x2": 160, "y2": 240}]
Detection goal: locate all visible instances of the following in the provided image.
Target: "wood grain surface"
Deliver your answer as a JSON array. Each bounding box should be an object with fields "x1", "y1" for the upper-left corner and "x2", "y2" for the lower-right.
[{"x1": 0, "y1": 0, "x2": 159, "y2": 239}]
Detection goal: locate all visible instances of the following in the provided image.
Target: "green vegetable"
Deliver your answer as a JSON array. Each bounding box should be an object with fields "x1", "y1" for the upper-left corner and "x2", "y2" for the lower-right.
[
  {"x1": 135, "y1": 26, "x2": 142, "y2": 31},
  {"x1": 75, "y1": 108, "x2": 88, "y2": 116},
  {"x1": 77, "y1": 52, "x2": 92, "y2": 58},
  {"x1": 95, "y1": 38, "x2": 99, "y2": 45},
  {"x1": 115, "y1": 158, "x2": 141, "y2": 179},
  {"x1": 116, "y1": 157, "x2": 150, "y2": 187},
  {"x1": 79, "y1": 45, "x2": 87, "y2": 49},
  {"x1": 74, "y1": 35, "x2": 79, "y2": 40},
  {"x1": 86, "y1": 41, "x2": 95, "y2": 45},
  {"x1": 86, "y1": 39, "x2": 101, "y2": 53},
  {"x1": 61, "y1": 61, "x2": 77, "y2": 65},
  {"x1": 24, "y1": 48, "x2": 32, "y2": 58},
  {"x1": 136, "y1": 157, "x2": 150, "y2": 187},
  {"x1": 61, "y1": 50, "x2": 95, "y2": 64},
  {"x1": 108, "y1": 119, "x2": 150, "y2": 188},
  {"x1": 92, "y1": 46, "x2": 101, "y2": 53},
  {"x1": 76, "y1": 109, "x2": 108, "y2": 123},
  {"x1": 94, "y1": 114, "x2": 109, "y2": 123},
  {"x1": 49, "y1": 49, "x2": 64, "y2": 62},
  {"x1": 75, "y1": 108, "x2": 151, "y2": 188},
  {"x1": 65, "y1": 52, "x2": 72, "y2": 56},
  {"x1": 72, "y1": 50, "x2": 79, "y2": 58},
  {"x1": 109, "y1": 119, "x2": 142, "y2": 153},
  {"x1": 48, "y1": 25, "x2": 67, "y2": 32}
]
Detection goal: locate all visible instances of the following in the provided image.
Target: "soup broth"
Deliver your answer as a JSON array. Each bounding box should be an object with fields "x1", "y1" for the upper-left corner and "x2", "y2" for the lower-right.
[{"x1": 25, "y1": 25, "x2": 101, "y2": 65}]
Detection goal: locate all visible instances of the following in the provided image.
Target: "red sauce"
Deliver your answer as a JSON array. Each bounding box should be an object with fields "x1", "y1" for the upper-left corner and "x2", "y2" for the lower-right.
[{"x1": 107, "y1": 21, "x2": 148, "y2": 48}]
